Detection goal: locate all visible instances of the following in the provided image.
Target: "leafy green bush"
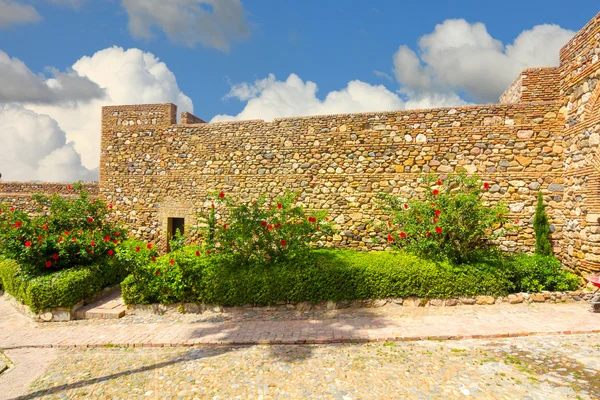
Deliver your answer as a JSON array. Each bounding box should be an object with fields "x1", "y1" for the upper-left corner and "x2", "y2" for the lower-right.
[
  {"x1": 0, "y1": 258, "x2": 129, "y2": 313},
  {"x1": 121, "y1": 248, "x2": 581, "y2": 306},
  {"x1": 378, "y1": 172, "x2": 511, "y2": 264},
  {"x1": 509, "y1": 254, "x2": 579, "y2": 292},
  {"x1": 533, "y1": 191, "x2": 553, "y2": 256},
  {"x1": 0, "y1": 182, "x2": 126, "y2": 273},
  {"x1": 196, "y1": 190, "x2": 333, "y2": 266}
]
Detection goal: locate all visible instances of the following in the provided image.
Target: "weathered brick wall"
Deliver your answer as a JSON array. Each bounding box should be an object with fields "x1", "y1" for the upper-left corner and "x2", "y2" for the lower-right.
[
  {"x1": 559, "y1": 11, "x2": 600, "y2": 274},
  {"x1": 500, "y1": 67, "x2": 561, "y2": 104},
  {"x1": 0, "y1": 182, "x2": 99, "y2": 213},
  {"x1": 100, "y1": 100, "x2": 566, "y2": 257}
]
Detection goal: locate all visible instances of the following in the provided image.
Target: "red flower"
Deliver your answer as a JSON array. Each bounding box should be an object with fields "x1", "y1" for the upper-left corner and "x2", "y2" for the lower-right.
[
  {"x1": 403, "y1": 203, "x2": 409, "y2": 210},
  {"x1": 387, "y1": 221, "x2": 391, "y2": 227},
  {"x1": 67, "y1": 185, "x2": 72, "y2": 191},
  {"x1": 88, "y1": 217, "x2": 94, "y2": 223},
  {"x1": 399, "y1": 231, "x2": 406, "y2": 239},
  {"x1": 435, "y1": 209, "x2": 441, "y2": 216},
  {"x1": 52, "y1": 253, "x2": 59, "y2": 260},
  {"x1": 45, "y1": 261, "x2": 52, "y2": 268},
  {"x1": 308, "y1": 217, "x2": 317, "y2": 223},
  {"x1": 24, "y1": 241, "x2": 31, "y2": 247},
  {"x1": 58, "y1": 237, "x2": 63, "y2": 243},
  {"x1": 387, "y1": 234, "x2": 393, "y2": 242},
  {"x1": 90, "y1": 241, "x2": 95, "y2": 247},
  {"x1": 267, "y1": 224, "x2": 273, "y2": 230},
  {"x1": 277, "y1": 203, "x2": 282, "y2": 209},
  {"x1": 499, "y1": 213, "x2": 503, "y2": 217},
  {"x1": 437, "y1": 180, "x2": 442, "y2": 186},
  {"x1": 151, "y1": 256, "x2": 156, "y2": 262},
  {"x1": 42, "y1": 223, "x2": 48, "y2": 230},
  {"x1": 15, "y1": 221, "x2": 22, "y2": 228},
  {"x1": 104, "y1": 236, "x2": 110, "y2": 242},
  {"x1": 64, "y1": 231, "x2": 69, "y2": 236},
  {"x1": 135, "y1": 246, "x2": 140, "y2": 252},
  {"x1": 72, "y1": 237, "x2": 77, "y2": 242},
  {"x1": 37, "y1": 236, "x2": 43, "y2": 243},
  {"x1": 10, "y1": 207, "x2": 14, "y2": 212},
  {"x1": 108, "y1": 249, "x2": 114, "y2": 256},
  {"x1": 195, "y1": 250, "x2": 200, "y2": 256},
  {"x1": 435, "y1": 227, "x2": 443, "y2": 234},
  {"x1": 430, "y1": 203, "x2": 435, "y2": 207},
  {"x1": 514, "y1": 218, "x2": 520, "y2": 224},
  {"x1": 261, "y1": 221, "x2": 267, "y2": 227},
  {"x1": 170, "y1": 259, "x2": 175, "y2": 265},
  {"x1": 433, "y1": 217, "x2": 438, "y2": 223},
  {"x1": 274, "y1": 223, "x2": 281, "y2": 229},
  {"x1": 219, "y1": 191, "x2": 225, "y2": 199},
  {"x1": 280, "y1": 239, "x2": 287, "y2": 246},
  {"x1": 433, "y1": 189, "x2": 439, "y2": 196},
  {"x1": 206, "y1": 250, "x2": 211, "y2": 255},
  {"x1": 211, "y1": 203, "x2": 215, "y2": 209},
  {"x1": 147, "y1": 243, "x2": 152, "y2": 249},
  {"x1": 484, "y1": 182, "x2": 490, "y2": 189},
  {"x1": 113, "y1": 239, "x2": 119, "y2": 244},
  {"x1": 155, "y1": 270, "x2": 159, "y2": 276},
  {"x1": 426, "y1": 231, "x2": 431, "y2": 237},
  {"x1": 115, "y1": 232, "x2": 121, "y2": 237},
  {"x1": 108, "y1": 204, "x2": 113, "y2": 209}
]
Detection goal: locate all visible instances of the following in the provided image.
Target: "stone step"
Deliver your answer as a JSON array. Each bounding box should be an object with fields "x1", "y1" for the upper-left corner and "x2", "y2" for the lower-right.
[{"x1": 74, "y1": 289, "x2": 126, "y2": 320}]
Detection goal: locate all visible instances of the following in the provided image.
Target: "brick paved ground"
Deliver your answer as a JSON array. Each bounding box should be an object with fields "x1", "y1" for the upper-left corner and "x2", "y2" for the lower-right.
[
  {"x1": 2, "y1": 298, "x2": 600, "y2": 398},
  {"x1": 8, "y1": 334, "x2": 600, "y2": 399},
  {"x1": 1, "y1": 297, "x2": 600, "y2": 349}
]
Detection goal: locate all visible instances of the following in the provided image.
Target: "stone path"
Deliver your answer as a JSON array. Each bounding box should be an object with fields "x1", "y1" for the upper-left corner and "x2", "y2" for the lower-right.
[
  {"x1": 1, "y1": 297, "x2": 600, "y2": 349},
  {"x1": 12, "y1": 334, "x2": 600, "y2": 399},
  {"x1": 74, "y1": 290, "x2": 126, "y2": 320}
]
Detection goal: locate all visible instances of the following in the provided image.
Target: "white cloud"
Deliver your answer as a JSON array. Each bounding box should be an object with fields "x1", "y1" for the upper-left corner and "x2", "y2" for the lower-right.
[
  {"x1": 372, "y1": 70, "x2": 393, "y2": 81},
  {"x1": 121, "y1": 0, "x2": 250, "y2": 52},
  {"x1": 0, "y1": 0, "x2": 41, "y2": 29},
  {"x1": 0, "y1": 105, "x2": 95, "y2": 181},
  {"x1": 212, "y1": 73, "x2": 467, "y2": 122},
  {"x1": 26, "y1": 46, "x2": 193, "y2": 170},
  {"x1": 0, "y1": 50, "x2": 105, "y2": 104},
  {"x1": 393, "y1": 19, "x2": 574, "y2": 103}
]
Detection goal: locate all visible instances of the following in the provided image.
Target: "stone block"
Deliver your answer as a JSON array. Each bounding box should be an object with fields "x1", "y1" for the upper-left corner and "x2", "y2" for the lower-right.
[{"x1": 476, "y1": 296, "x2": 495, "y2": 305}]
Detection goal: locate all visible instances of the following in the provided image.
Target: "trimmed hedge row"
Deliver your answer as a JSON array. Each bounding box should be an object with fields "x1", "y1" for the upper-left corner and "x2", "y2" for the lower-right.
[
  {"x1": 121, "y1": 249, "x2": 580, "y2": 306},
  {"x1": 0, "y1": 258, "x2": 128, "y2": 313}
]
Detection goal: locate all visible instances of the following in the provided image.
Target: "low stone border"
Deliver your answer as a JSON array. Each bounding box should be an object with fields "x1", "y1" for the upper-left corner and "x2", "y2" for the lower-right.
[
  {"x1": 1, "y1": 284, "x2": 121, "y2": 322},
  {"x1": 127, "y1": 290, "x2": 597, "y2": 315},
  {"x1": 2, "y1": 293, "x2": 84, "y2": 322}
]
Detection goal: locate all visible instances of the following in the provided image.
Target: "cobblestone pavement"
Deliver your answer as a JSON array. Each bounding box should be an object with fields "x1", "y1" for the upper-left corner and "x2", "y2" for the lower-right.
[
  {"x1": 11, "y1": 334, "x2": 600, "y2": 399},
  {"x1": 2, "y1": 298, "x2": 600, "y2": 348}
]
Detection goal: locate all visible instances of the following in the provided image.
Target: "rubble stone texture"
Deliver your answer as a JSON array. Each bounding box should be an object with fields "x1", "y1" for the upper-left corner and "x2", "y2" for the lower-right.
[{"x1": 1, "y1": 12, "x2": 600, "y2": 274}]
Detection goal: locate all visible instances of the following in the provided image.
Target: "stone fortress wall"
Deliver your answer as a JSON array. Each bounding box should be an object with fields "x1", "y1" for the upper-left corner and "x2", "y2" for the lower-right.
[{"x1": 1, "y1": 12, "x2": 599, "y2": 274}]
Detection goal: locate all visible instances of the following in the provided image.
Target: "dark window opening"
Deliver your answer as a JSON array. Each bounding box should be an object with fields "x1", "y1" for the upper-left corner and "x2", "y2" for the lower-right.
[{"x1": 167, "y1": 217, "x2": 185, "y2": 251}]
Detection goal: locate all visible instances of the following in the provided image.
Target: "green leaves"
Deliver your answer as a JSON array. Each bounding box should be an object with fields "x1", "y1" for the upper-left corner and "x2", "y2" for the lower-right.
[
  {"x1": 378, "y1": 171, "x2": 510, "y2": 264},
  {"x1": 195, "y1": 190, "x2": 334, "y2": 267},
  {"x1": 0, "y1": 183, "x2": 127, "y2": 272},
  {"x1": 533, "y1": 191, "x2": 553, "y2": 256}
]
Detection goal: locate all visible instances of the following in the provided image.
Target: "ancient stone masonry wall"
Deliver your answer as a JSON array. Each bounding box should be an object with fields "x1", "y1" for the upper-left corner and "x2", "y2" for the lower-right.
[
  {"x1": 180, "y1": 112, "x2": 206, "y2": 125},
  {"x1": 559, "y1": 12, "x2": 600, "y2": 274},
  {"x1": 100, "y1": 100, "x2": 566, "y2": 255},
  {"x1": 500, "y1": 68, "x2": 561, "y2": 104},
  {"x1": 0, "y1": 182, "x2": 99, "y2": 213}
]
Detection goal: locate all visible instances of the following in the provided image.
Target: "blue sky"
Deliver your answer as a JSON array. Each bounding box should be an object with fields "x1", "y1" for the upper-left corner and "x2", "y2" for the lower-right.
[{"x1": 0, "y1": 0, "x2": 598, "y2": 181}]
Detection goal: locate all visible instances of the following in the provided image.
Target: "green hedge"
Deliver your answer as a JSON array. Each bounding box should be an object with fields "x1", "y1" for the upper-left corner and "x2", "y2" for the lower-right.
[
  {"x1": 121, "y1": 249, "x2": 580, "y2": 306},
  {"x1": 0, "y1": 258, "x2": 129, "y2": 313}
]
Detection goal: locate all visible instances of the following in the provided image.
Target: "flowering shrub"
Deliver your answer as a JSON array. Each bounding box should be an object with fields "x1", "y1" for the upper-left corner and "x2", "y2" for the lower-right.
[
  {"x1": 378, "y1": 172, "x2": 511, "y2": 264},
  {"x1": 0, "y1": 183, "x2": 127, "y2": 272},
  {"x1": 196, "y1": 190, "x2": 333, "y2": 266}
]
